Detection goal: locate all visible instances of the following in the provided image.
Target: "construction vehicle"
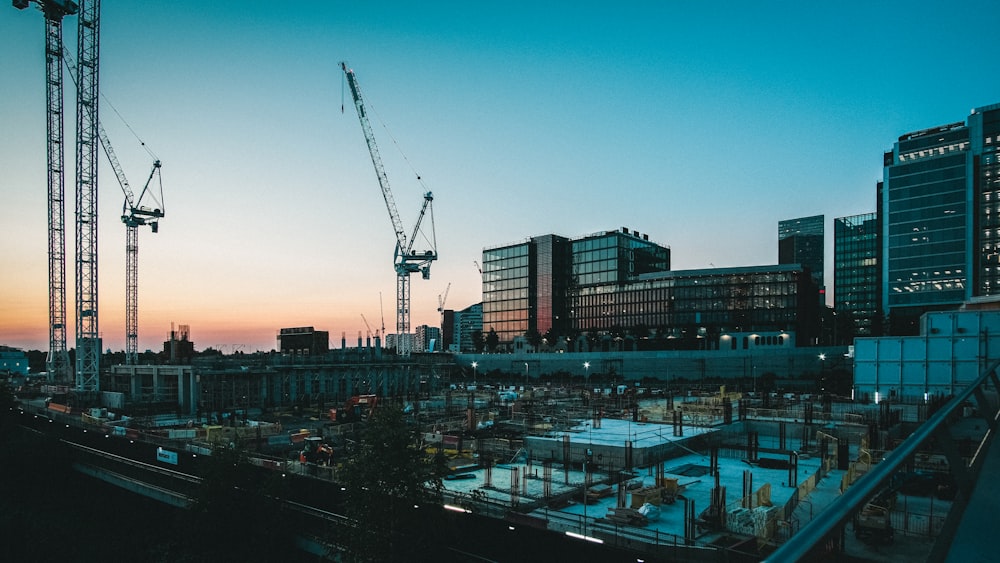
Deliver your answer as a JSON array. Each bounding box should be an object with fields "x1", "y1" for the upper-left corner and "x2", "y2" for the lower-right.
[
  {"x1": 299, "y1": 436, "x2": 333, "y2": 466},
  {"x1": 331, "y1": 394, "x2": 379, "y2": 423},
  {"x1": 341, "y1": 62, "x2": 438, "y2": 357}
]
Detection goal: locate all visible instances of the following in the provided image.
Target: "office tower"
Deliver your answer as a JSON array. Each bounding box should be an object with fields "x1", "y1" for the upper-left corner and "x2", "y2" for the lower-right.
[
  {"x1": 882, "y1": 103, "x2": 1000, "y2": 334},
  {"x1": 834, "y1": 212, "x2": 882, "y2": 338},
  {"x1": 779, "y1": 215, "x2": 825, "y2": 297}
]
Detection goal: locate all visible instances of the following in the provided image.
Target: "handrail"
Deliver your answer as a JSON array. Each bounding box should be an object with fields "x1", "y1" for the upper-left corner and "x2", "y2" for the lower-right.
[{"x1": 764, "y1": 358, "x2": 1000, "y2": 562}]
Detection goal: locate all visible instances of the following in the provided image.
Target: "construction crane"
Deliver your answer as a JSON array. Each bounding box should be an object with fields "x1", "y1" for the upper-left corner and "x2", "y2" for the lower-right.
[
  {"x1": 437, "y1": 282, "x2": 451, "y2": 325},
  {"x1": 341, "y1": 62, "x2": 438, "y2": 356},
  {"x1": 13, "y1": 0, "x2": 79, "y2": 382},
  {"x1": 64, "y1": 47, "x2": 165, "y2": 366},
  {"x1": 73, "y1": 0, "x2": 101, "y2": 392},
  {"x1": 360, "y1": 313, "x2": 374, "y2": 340}
]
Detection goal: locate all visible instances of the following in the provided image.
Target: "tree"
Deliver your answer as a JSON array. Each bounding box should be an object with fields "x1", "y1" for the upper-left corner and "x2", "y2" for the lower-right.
[
  {"x1": 525, "y1": 329, "x2": 543, "y2": 351},
  {"x1": 169, "y1": 442, "x2": 294, "y2": 562},
  {"x1": 337, "y1": 405, "x2": 443, "y2": 562},
  {"x1": 485, "y1": 328, "x2": 499, "y2": 353},
  {"x1": 470, "y1": 329, "x2": 484, "y2": 353}
]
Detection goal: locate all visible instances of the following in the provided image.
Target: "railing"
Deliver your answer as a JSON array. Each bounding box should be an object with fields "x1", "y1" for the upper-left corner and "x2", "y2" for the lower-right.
[{"x1": 764, "y1": 358, "x2": 1000, "y2": 562}]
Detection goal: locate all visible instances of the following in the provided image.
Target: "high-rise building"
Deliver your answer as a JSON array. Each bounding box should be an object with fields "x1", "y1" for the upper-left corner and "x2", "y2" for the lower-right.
[
  {"x1": 454, "y1": 303, "x2": 483, "y2": 353},
  {"x1": 881, "y1": 103, "x2": 1000, "y2": 334},
  {"x1": 482, "y1": 234, "x2": 575, "y2": 345},
  {"x1": 779, "y1": 215, "x2": 825, "y2": 298},
  {"x1": 834, "y1": 212, "x2": 882, "y2": 338},
  {"x1": 414, "y1": 325, "x2": 441, "y2": 352}
]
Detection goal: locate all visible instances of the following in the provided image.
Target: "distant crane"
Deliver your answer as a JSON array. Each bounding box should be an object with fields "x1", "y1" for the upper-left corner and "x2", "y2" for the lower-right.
[
  {"x1": 437, "y1": 282, "x2": 451, "y2": 327},
  {"x1": 474, "y1": 260, "x2": 482, "y2": 276},
  {"x1": 360, "y1": 313, "x2": 374, "y2": 340},
  {"x1": 341, "y1": 62, "x2": 438, "y2": 356},
  {"x1": 13, "y1": 0, "x2": 78, "y2": 382},
  {"x1": 437, "y1": 282, "x2": 451, "y2": 315},
  {"x1": 64, "y1": 47, "x2": 165, "y2": 366}
]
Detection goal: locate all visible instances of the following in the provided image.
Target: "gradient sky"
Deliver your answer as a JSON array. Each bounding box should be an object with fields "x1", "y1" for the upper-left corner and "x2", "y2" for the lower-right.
[{"x1": 2, "y1": 1, "x2": 999, "y2": 353}]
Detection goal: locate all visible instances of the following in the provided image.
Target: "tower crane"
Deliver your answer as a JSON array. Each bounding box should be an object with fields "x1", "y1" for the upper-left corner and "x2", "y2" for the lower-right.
[
  {"x1": 64, "y1": 47, "x2": 165, "y2": 367},
  {"x1": 341, "y1": 62, "x2": 438, "y2": 356},
  {"x1": 73, "y1": 0, "x2": 101, "y2": 392},
  {"x1": 13, "y1": 0, "x2": 79, "y2": 382},
  {"x1": 360, "y1": 313, "x2": 374, "y2": 341},
  {"x1": 437, "y1": 282, "x2": 451, "y2": 326}
]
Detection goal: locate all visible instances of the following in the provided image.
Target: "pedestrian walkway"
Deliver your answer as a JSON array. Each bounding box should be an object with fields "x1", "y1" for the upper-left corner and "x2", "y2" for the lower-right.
[{"x1": 943, "y1": 429, "x2": 1000, "y2": 563}]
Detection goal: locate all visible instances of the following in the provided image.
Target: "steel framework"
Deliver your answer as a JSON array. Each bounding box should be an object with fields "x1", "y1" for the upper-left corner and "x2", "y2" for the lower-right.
[
  {"x1": 14, "y1": 0, "x2": 79, "y2": 382},
  {"x1": 74, "y1": 0, "x2": 99, "y2": 391}
]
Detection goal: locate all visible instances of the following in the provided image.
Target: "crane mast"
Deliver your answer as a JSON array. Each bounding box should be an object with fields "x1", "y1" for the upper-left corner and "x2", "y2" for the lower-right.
[
  {"x1": 64, "y1": 47, "x2": 165, "y2": 366},
  {"x1": 73, "y1": 0, "x2": 100, "y2": 391},
  {"x1": 341, "y1": 62, "x2": 438, "y2": 356},
  {"x1": 13, "y1": 0, "x2": 79, "y2": 382}
]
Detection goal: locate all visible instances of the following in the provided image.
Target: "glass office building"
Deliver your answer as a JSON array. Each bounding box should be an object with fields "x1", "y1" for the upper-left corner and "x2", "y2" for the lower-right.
[
  {"x1": 834, "y1": 212, "x2": 881, "y2": 337},
  {"x1": 483, "y1": 229, "x2": 819, "y2": 348},
  {"x1": 572, "y1": 264, "x2": 817, "y2": 345},
  {"x1": 779, "y1": 214, "x2": 825, "y2": 294},
  {"x1": 482, "y1": 235, "x2": 573, "y2": 345},
  {"x1": 881, "y1": 103, "x2": 1000, "y2": 333}
]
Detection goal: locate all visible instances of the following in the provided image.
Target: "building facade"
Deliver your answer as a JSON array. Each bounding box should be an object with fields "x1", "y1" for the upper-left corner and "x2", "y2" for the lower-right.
[
  {"x1": 454, "y1": 302, "x2": 483, "y2": 353},
  {"x1": 0, "y1": 347, "x2": 29, "y2": 376},
  {"x1": 482, "y1": 228, "x2": 820, "y2": 348},
  {"x1": 277, "y1": 326, "x2": 330, "y2": 355},
  {"x1": 834, "y1": 212, "x2": 882, "y2": 338},
  {"x1": 882, "y1": 103, "x2": 1000, "y2": 334},
  {"x1": 853, "y1": 309, "x2": 1000, "y2": 403},
  {"x1": 483, "y1": 229, "x2": 669, "y2": 345},
  {"x1": 779, "y1": 214, "x2": 825, "y2": 295}
]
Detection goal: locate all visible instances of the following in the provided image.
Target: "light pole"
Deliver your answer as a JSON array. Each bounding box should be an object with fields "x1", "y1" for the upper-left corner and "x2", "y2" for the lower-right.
[
  {"x1": 471, "y1": 361, "x2": 478, "y2": 387},
  {"x1": 524, "y1": 363, "x2": 528, "y2": 388},
  {"x1": 583, "y1": 361, "x2": 590, "y2": 388}
]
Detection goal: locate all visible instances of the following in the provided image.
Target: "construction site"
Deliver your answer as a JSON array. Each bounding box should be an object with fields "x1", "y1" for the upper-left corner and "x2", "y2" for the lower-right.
[{"x1": 17, "y1": 367, "x2": 989, "y2": 562}]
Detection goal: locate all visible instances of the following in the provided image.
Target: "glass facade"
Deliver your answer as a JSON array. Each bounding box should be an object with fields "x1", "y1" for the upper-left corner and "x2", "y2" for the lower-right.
[
  {"x1": 571, "y1": 228, "x2": 671, "y2": 287},
  {"x1": 533, "y1": 234, "x2": 572, "y2": 339},
  {"x1": 883, "y1": 122, "x2": 971, "y2": 316},
  {"x1": 572, "y1": 265, "x2": 816, "y2": 344},
  {"x1": 778, "y1": 215, "x2": 825, "y2": 290},
  {"x1": 483, "y1": 231, "x2": 818, "y2": 347},
  {"x1": 482, "y1": 241, "x2": 531, "y2": 344},
  {"x1": 973, "y1": 106, "x2": 1000, "y2": 296},
  {"x1": 834, "y1": 212, "x2": 881, "y2": 337}
]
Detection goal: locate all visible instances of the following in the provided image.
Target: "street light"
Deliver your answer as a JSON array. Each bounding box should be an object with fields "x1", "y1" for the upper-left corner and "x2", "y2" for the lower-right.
[
  {"x1": 471, "y1": 361, "x2": 478, "y2": 386},
  {"x1": 583, "y1": 362, "x2": 590, "y2": 388},
  {"x1": 524, "y1": 363, "x2": 529, "y2": 387}
]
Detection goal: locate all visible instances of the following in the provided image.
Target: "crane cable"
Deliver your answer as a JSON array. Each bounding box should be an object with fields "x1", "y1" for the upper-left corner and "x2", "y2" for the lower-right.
[{"x1": 61, "y1": 47, "x2": 159, "y2": 161}]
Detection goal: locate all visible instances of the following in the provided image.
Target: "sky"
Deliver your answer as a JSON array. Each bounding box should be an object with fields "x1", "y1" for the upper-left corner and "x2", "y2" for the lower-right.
[{"x1": 2, "y1": 1, "x2": 999, "y2": 353}]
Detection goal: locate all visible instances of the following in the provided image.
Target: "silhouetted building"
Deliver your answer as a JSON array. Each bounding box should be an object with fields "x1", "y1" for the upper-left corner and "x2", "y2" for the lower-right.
[
  {"x1": 779, "y1": 215, "x2": 825, "y2": 301},
  {"x1": 882, "y1": 103, "x2": 1000, "y2": 334},
  {"x1": 441, "y1": 309, "x2": 455, "y2": 351},
  {"x1": 834, "y1": 211, "x2": 882, "y2": 338},
  {"x1": 163, "y1": 324, "x2": 194, "y2": 364},
  {"x1": 277, "y1": 326, "x2": 329, "y2": 355}
]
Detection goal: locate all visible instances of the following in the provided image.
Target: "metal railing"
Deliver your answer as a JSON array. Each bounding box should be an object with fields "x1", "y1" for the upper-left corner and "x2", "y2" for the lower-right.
[{"x1": 765, "y1": 359, "x2": 1000, "y2": 562}]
